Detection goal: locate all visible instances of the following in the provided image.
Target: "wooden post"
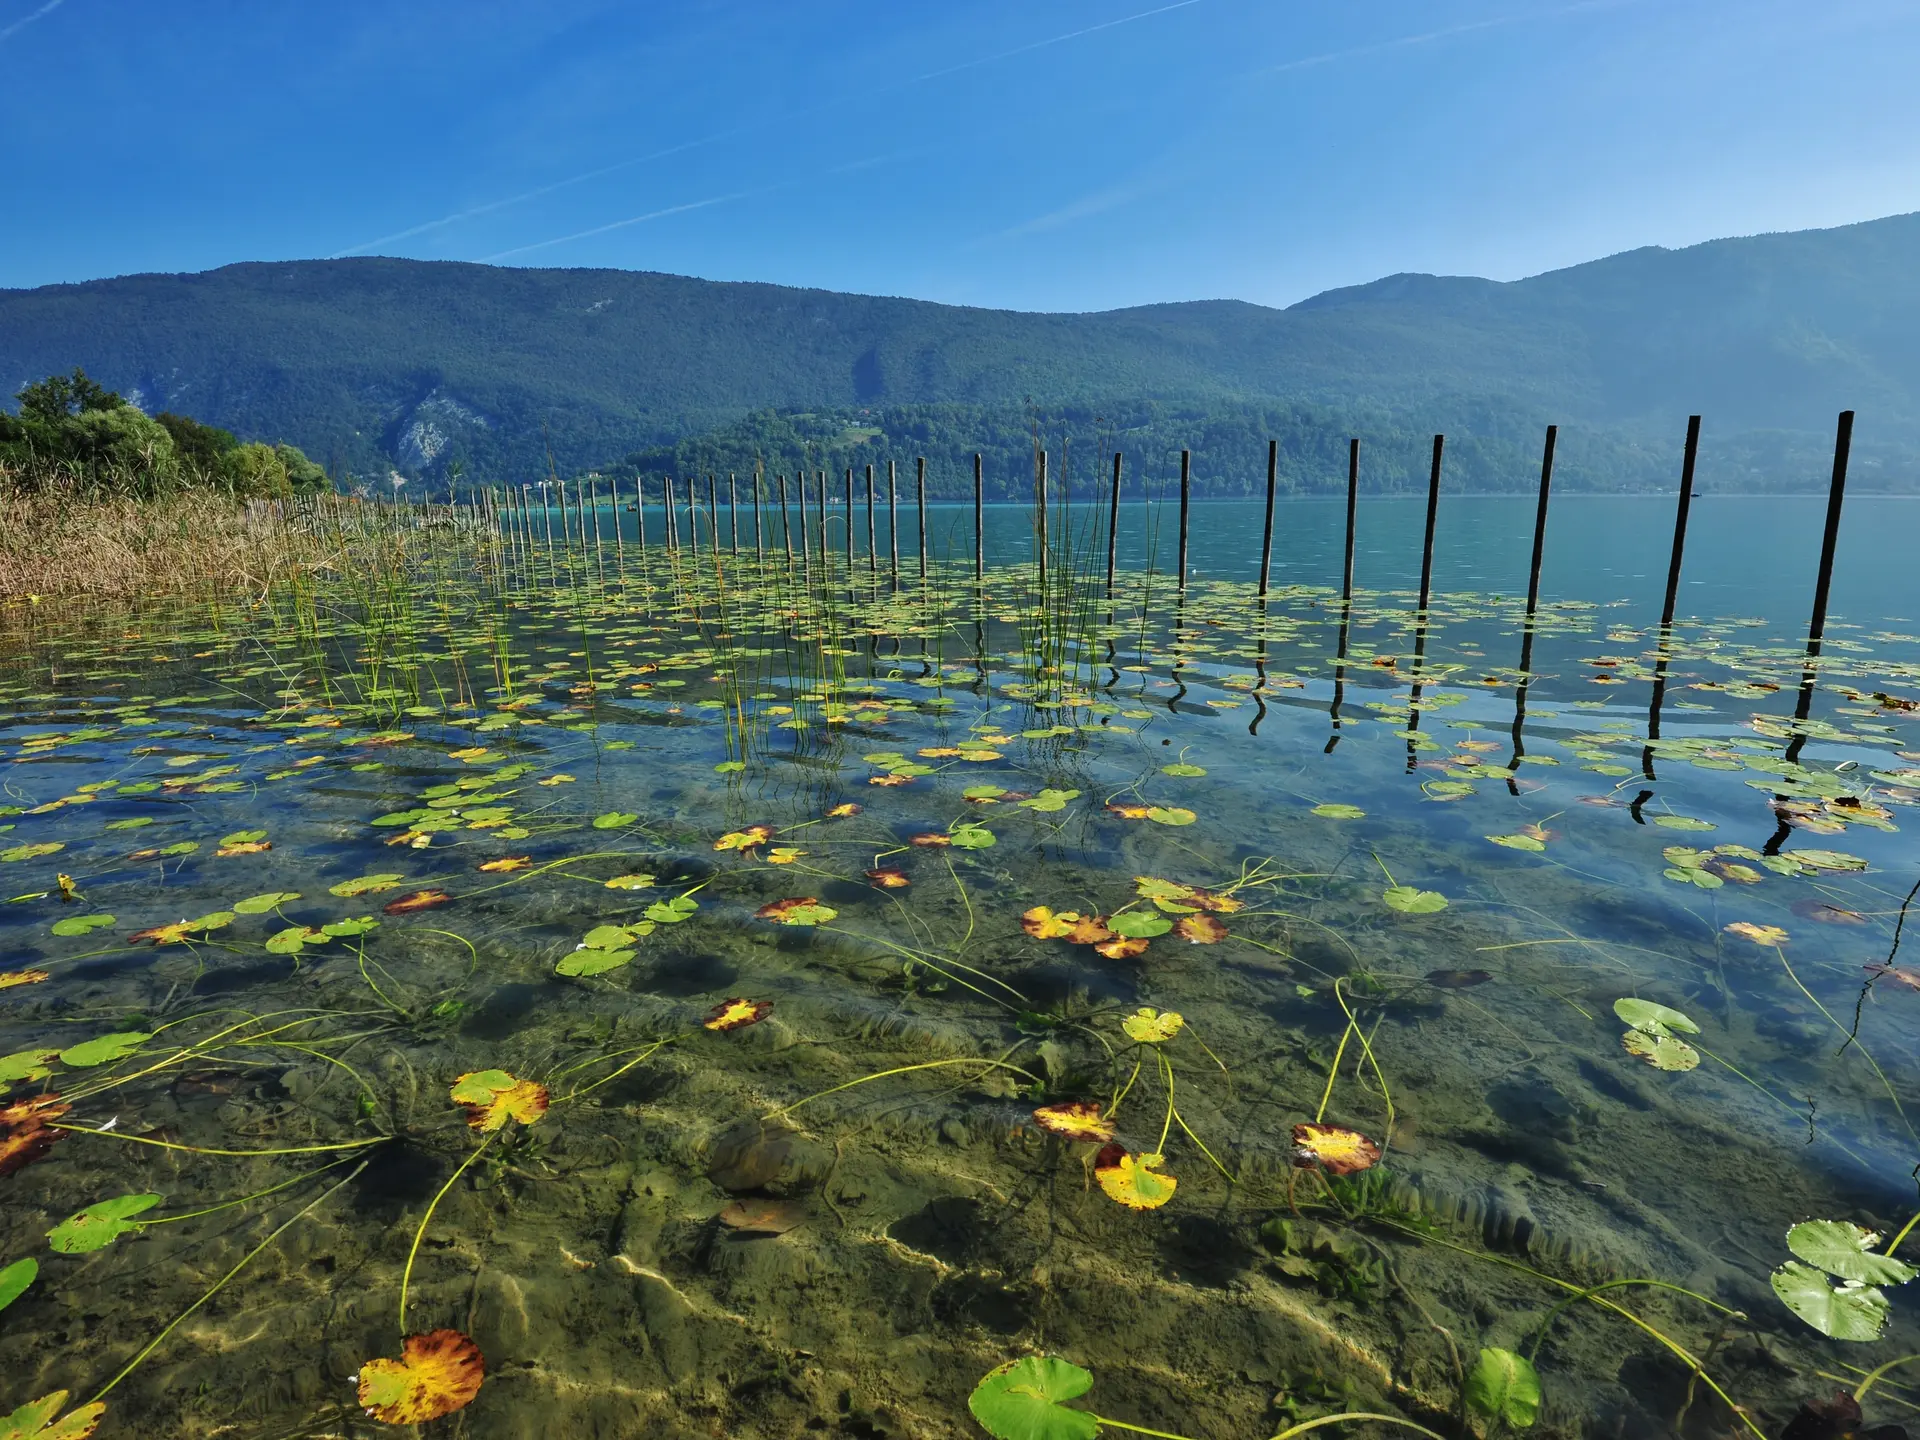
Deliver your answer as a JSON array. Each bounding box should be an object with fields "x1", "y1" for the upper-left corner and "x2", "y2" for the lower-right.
[
  {"x1": 915, "y1": 456, "x2": 928, "y2": 581},
  {"x1": 1257, "y1": 438, "x2": 1277, "y2": 598},
  {"x1": 973, "y1": 453, "x2": 984, "y2": 584},
  {"x1": 887, "y1": 458, "x2": 900, "y2": 586},
  {"x1": 797, "y1": 469, "x2": 812, "y2": 575},
  {"x1": 865, "y1": 464, "x2": 877, "y2": 579},
  {"x1": 816, "y1": 471, "x2": 830, "y2": 579},
  {"x1": 663, "y1": 477, "x2": 678, "y2": 550},
  {"x1": 634, "y1": 477, "x2": 646, "y2": 550},
  {"x1": 1416, "y1": 434, "x2": 1444, "y2": 617},
  {"x1": 1105, "y1": 451, "x2": 1121, "y2": 600},
  {"x1": 1037, "y1": 448, "x2": 1049, "y2": 595},
  {"x1": 1659, "y1": 416, "x2": 1703, "y2": 636},
  {"x1": 729, "y1": 473, "x2": 739, "y2": 553},
  {"x1": 1342, "y1": 439, "x2": 1358, "y2": 609},
  {"x1": 1176, "y1": 449, "x2": 1190, "y2": 591},
  {"x1": 686, "y1": 476, "x2": 698, "y2": 554},
  {"x1": 708, "y1": 474, "x2": 720, "y2": 556},
  {"x1": 843, "y1": 467, "x2": 855, "y2": 565},
  {"x1": 1786, "y1": 411, "x2": 1856, "y2": 763},
  {"x1": 1517, "y1": 425, "x2": 1557, "y2": 674},
  {"x1": 753, "y1": 464, "x2": 764, "y2": 559},
  {"x1": 777, "y1": 474, "x2": 793, "y2": 564}
]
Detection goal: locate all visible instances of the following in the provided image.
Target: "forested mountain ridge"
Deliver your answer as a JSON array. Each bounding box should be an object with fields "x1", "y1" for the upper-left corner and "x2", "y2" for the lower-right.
[{"x1": 3, "y1": 211, "x2": 1918, "y2": 494}]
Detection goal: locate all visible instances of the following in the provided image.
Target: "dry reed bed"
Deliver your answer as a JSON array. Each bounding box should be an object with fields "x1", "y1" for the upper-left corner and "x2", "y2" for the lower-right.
[{"x1": 0, "y1": 490, "x2": 432, "y2": 601}]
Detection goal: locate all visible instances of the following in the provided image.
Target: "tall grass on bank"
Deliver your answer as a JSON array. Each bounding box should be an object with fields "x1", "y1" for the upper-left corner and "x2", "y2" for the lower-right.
[{"x1": 0, "y1": 489, "x2": 340, "y2": 599}]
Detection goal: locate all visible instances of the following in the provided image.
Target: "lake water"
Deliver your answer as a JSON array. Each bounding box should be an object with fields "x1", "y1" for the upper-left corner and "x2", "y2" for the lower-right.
[{"x1": 1, "y1": 494, "x2": 1917, "y2": 1439}]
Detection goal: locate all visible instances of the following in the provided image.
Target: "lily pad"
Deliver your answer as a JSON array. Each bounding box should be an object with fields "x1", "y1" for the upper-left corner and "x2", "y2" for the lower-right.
[
  {"x1": 1613, "y1": 998, "x2": 1699, "y2": 1036},
  {"x1": 1622, "y1": 1028, "x2": 1699, "y2": 1071},
  {"x1": 1106, "y1": 910, "x2": 1172, "y2": 939},
  {"x1": 0, "y1": 1051, "x2": 58, "y2": 1085},
  {"x1": 1383, "y1": 885, "x2": 1448, "y2": 914},
  {"x1": 1464, "y1": 1347, "x2": 1541, "y2": 1428},
  {"x1": 644, "y1": 895, "x2": 699, "y2": 924},
  {"x1": 756, "y1": 897, "x2": 837, "y2": 926},
  {"x1": 949, "y1": 824, "x2": 997, "y2": 849},
  {"x1": 967, "y1": 1356, "x2": 1100, "y2": 1440},
  {"x1": 265, "y1": 926, "x2": 327, "y2": 955},
  {"x1": 0, "y1": 1391, "x2": 106, "y2": 1440},
  {"x1": 58, "y1": 1032, "x2": 151, "y2": 1068},
  {"x1": 328, "y1": 874, "x2": 405, "y2": 897},
  {"x1": 449, "y1": 1070, "x2": 549, "y2": 1131},
  {"x1": 1161, "y1": 763, "x2": 1207, "y2": 777},
  {"x1": 233, "y1": 892, "x2": 300, "y2": 915},
  {"x1": 47, "y1": 1193, "x2": 161, "y2": 1254},
  {"x1": 49, "y1": 914, "x2": 114, "y2": 937},
  {"x1": 1786, "y1": 1220, "x2": 1919, "y2": 1286},
  {"x1": 1145, "y1": 807, "x2": 1196, "y2": 827},
  {"x1": 0, "y1": 1256, "x2": 36, "y2": 1314},
  {"x1": 357, "y1": 1329, "x2": 486, "y2": 1424},
  {"x1": 592, "y1": 812, "x2": 639, "y2": 830},
  {"x1": 1093, "y1": 1145, "x2": 1178, "y2": 1210},
  {"x1": 1772, "y1": 1260, "x2": 1890, "y2": 1341},
  {"x1": 1311, "y1": 803, "x2": 1365, "y2": 819}
]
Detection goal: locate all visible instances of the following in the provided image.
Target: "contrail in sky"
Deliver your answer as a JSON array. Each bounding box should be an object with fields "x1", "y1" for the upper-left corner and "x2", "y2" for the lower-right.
[
  {"x1": 329, "y1": 0, "x2": 1208, "y2": 259},
  {"x1": 1261, "y1": 0, "x2": 1642, "y2": 76},
  {"x1": 0, "y1": 0, "x2": 68, "y2": 46},
  {"x1": 481, "y1": 191, "x2": 757, "y2": 263}
]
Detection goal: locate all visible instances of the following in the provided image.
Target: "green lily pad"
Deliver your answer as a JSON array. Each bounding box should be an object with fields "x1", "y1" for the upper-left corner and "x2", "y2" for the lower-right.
[
  {"x1": 103, "y1": 817, "x2": 153, "y2": 831},
  {"x1": 1464, "y1": 1347, "x2": 1540, "y2": 1428},
  {"x1": 1311, "y1": 803, "x2": 1365, "y2": 819},
  {"x1": 1772, "y1": 1260, "x2": 1890, "y2": 1341},
  {"x1": 950, "y1": 825, "x2": 997, "y2": 849},
  {"x1": 1653, "y1": 815, "x2": 1716, "y2": 831},
  {"x1": 556, "y1": 947, "x2": 637, "y2": 977},
  {"x1": 592, "y1": 811, "x2": 639, "y2": 830},
  {"x1": 644, "y1": 895, "x2": 699, "y2": 924},
  {"x1": 1019, "y1": 789, "x2": 1080, "y2": 813},
  {"x1": 0, "y1": 1050, "x2": 58, "y2": 1085},
  {"x1": 47, "y1": 1193, "x2": 162, "y2": 1254},
  {"x1": 0, "y1": 1256, "x2": 36, "y2": 1314},
  {"x1": 964, "y1": 785, "x2": 1007, "y2": 801},
  {"x1": 1786, "y1": 1220, "x2": 1920, "y2": 1286},
  {"x1": 1613, "y1": 998, "x2": 1699, "y2": 1036},
  {"x1": 1383, "y1": 885, "x2": 1448, "y2": 914},
  {"x1": 0, "y1": 843, "x2": 63, "y2": 863},
  {"x1": 233, "y1": 892, "x2": 300, "y2": 915},
  {"x1": 328, "y1": 874, "x2": 404, "y2": 897},
  {"x1": 967, "y1": 1355, "x2": 1101, "y2": 1440},
  {"x1": 1161, "y1": 763, "x2": 1207, "y2": 777},
  {"x1": 321, "y1": 916, "x2": 379, "y2": 937},
  {"x1": 714, "y1": 761, "x2": 747, "y2": 774},
  {"x1": 49, "y1": 914, "x2": 115, "y2": 937},
  {"x1": 219, "y1": 830, "x2": 267, "y2": 846},
  {"x1": 1487, "y1": 834, "x2": 1546, "y2": 852},
  {"x1": 265, "y1": 926, "x2": 327, "y2": 955},
  {"x1": 1145, "y1": 807, "x2": 1196, "y2": 827},
  {"x1": 1107, "y1": 911, "x2": 1173, "y2": 939},
  {"x1": 58, "y1": 1032, "x2": 152, "y2": 1068}
]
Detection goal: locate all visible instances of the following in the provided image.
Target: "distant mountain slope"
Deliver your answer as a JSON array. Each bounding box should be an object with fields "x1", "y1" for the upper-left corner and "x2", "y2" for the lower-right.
[{"x1": 2, "y1": 211, "x2": 1917, "y2": 490}]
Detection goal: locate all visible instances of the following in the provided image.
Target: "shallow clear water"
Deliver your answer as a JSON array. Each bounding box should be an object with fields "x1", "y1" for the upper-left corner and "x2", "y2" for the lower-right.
[{"x1": 2, "y1": 498, "x2": 1919, "y2": 1439}]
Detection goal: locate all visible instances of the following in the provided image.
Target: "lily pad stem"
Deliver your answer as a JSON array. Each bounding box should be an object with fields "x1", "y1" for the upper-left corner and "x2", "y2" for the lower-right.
[
  {"x1": 1267, "y1": 1415, "x2": 1446, "y2": 1440},
  {"x1": 400, "y1": 1134, "x2": 495, "y2": 1335},
  {"x1": 1854, "y1": 1352, "x2": 1920, "y2": 1404},
  {"x1": 764, "y1": 1058, "x2": 1040, "y2": 1121},
  {"x1": 93, "y1": 1160, "x2": 366, "y2": 1403}
]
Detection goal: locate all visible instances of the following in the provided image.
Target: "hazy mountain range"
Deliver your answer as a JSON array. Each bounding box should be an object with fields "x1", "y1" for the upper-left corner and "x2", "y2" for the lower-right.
[{"x1": 3, "y1": 211, "x2": 1917, "y2": 495}]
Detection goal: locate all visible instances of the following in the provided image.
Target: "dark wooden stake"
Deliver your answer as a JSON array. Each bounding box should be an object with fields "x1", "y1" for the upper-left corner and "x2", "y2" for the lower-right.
[
  {"x1": 1176, "y1": 449, "x2": 1190, "y2": 591},
  {"x1": 844, "y1": 467, "x2": 855, "y2": 565},
  {"x1": 1416, "y1": 434, "x2": 1444, "y2": 617},
  {"x1": 1659, "y1": 416, "x2": 1704, "y2": 636},
  {"x1": 1518, "y1": 425, "x2": 1558, "y2": 675},
  {"x1": 752, "y1": 464, "x2": 764, "y2": 559},
  {"x1": 1258, "y1": 438, "x2": 1277, "y2": 598},
  {"x1": 864, "y1": 464, "x2": 877, "y2": 579},
  {"x1": 915, "y1": 456, "x2": 928, "y2": 582},
  {"x1": 1786, "y1": 410, "x2": 1856, "y2": 764},
  {"x1": 777, "y1": 474, "x2": 793, "y2": 564},
  {"x1": 664, "y1": 476, "x2": 679, "y2": 550},
  {"x1": 1341, "y1": 439, "x2": 1358, "y2": 608},
  {"x1": 1037, "y1": 448, "x2": 1049, "y2": 595},
  {"x1": 887, "y1": 458, "x2": 900, "y2": 587},
  {"x1": 729, "y1": 473, "x2": 739, "y2": 553},
  {"x1": 1106, "y1": 451, "x2": 1121, "y2": 600},
  {"x1": 973, "y1": 453, "x2": 984, "y2": 584}
]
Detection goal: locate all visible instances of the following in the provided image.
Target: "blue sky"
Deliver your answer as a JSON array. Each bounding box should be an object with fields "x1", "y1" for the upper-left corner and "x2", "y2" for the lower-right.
[{"x1": 2, "y1": 0, "x2": 1916, "y2": 309}]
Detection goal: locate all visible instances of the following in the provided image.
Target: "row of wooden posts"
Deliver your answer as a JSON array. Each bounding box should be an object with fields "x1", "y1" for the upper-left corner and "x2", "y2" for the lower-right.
[{"x1": 485, "y1": 413, "x2": 1854, "y2": 667}]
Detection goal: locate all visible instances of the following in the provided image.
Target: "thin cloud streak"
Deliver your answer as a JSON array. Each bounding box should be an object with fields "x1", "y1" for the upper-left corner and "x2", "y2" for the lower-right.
[
  {"x1": 479, "y1": 150, "x2": 907, "y2": 263},
  {"x1": 329, "y1": 0, "x2": 1208, "y2": 259},
  {"x1": 1260, "y1": 0, "x2": 1643, "y2": 76},
  {"x1": 0, "y1": 0, "x2": 68, "y2": 45}
]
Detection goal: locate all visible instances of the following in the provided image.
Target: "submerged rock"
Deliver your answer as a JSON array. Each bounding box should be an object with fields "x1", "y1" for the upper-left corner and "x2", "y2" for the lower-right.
[{"x1": 704, "y1": 1120, "x2": 831, "y2": 1194}]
